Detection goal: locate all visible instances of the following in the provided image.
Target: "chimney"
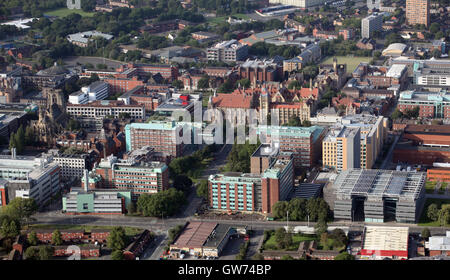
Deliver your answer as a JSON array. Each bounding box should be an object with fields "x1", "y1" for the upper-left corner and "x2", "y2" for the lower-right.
[{"x1": 84, "y1": 169, "x2": 89, "y2": 192}]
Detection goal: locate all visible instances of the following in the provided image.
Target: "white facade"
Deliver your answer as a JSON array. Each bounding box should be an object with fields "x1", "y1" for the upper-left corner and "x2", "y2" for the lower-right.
[
  {"x1": 0, "y1": 155, "x2": 61, "y2": 205},
  {"x1": 362, "y1": 13, "x2": 383, "y2": 39},
  {"x1": 268, "y1": 0, "x2": 327, "y2": 8},
  {"x1": 67, "y1": 102, "x2": 145, "y2": 119},
  {"x1": 207, "y1": 40, "x2": 248, "y2": 62}
]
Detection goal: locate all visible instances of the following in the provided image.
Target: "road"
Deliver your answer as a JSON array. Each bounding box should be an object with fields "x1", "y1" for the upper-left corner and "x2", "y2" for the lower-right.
[{"x1": 380, "y1": 133, "x2": 400, "y2": 170}]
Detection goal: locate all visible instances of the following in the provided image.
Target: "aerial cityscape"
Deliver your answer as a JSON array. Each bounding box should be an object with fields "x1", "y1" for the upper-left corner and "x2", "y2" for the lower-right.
[{"x1": 0, "y1": 0, "x2": 449, "y2": 263}]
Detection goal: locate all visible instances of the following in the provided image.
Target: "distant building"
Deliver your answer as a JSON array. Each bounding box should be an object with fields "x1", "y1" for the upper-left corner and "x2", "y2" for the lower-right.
[
  {"x1": 267, "y1": 0, "x2": 327, "y2": 9},
  {"x1": 69, "y1": 81, "x2": 109, "y2": 104},
  {"x1": 124, "y1": 121, "x2": 183, "y2": 158},
  {"x1": 207, "y1": 40, "x2": 248, "y2": 62},
  {"x1": 238, "y1": 58, "x2": 283, "y2": 84},
  {"x1": 382, "y1": 43, "x2": 408, "y2": 57},
  {"x1": 361, "y1": 13, "x2": 383, "y2": 39},
  {"x1": 42, "y1": 149, "x2": 92, "y2": 180},
  {"x1": 406, "y1": 0, "x2": 430, "y2": 27},
  {"x1": 66, "y1": 100, "x2": 145, "y2": 119},
  {"x1": 67, "y1": 31, "x2": 114, "y2": 48},
  {"x1": 397, "y1": 89, "x2": 450, "y2": 118}
]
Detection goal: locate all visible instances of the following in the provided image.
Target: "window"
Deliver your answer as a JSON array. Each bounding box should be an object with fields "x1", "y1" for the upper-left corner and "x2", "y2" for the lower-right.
[{"x1": 83, "y1": 203, "x2": 88, "y2": 210}]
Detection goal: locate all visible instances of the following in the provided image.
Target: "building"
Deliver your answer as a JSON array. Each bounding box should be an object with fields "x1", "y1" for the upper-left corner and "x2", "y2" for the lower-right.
[
  {"x1": 169, "y1": 222, "x2": 233, "y2": 258},
  {"x1": 208, "y1": 145, "x2": 294, "y2": 214},
  {"x1": 322, "y1": 114, "x2": 388, "y2": 171},
  {"x1": 382, "y1": 43, "x2": 408, "y2": 57},
  {"x1": 425, "y1": 231, "x2": 450, "y2": 256},
  {"x1": 93, "y1": 154, "x2": 169, "y2": 199},
  {"x1": 68, "y1": 81, "x2": 109, "y2": 104},
  {"x1": 63, "y1": 188, "x2": 132, "y2": 215},
  {"x1": 123, "y1": 230, "x2": 154, "y2": 260},
  {"x1": 238, "y1": 59, "x2": 283, "y2": 84},
  {"x1": 207, "y1": 40, "x2": 249, "y2": 62},
  {"x1": 26, "y1": 228, "x2": 111, "y2": 244},
  {"x1": 332, "y1": 169, "x2": 426, "y2": 223},
  {"x1": 257, "y1": 125, "x2": 326, "y2": 168},
  {"x1": 104, "y1": 77, "x2": 145, "y2": 94},
  {"x1": 359, "y1": 226, "x2": 409, "y2": 260},
  {"x1": 406, "y1": 0, "x2": 430, "y2": 27},
  {"x1": 267, "y1": 0, "x2": 327, "y2": 8},
  {"x1": 67, "y1": 100, "x2": 145, "y2": 119},
  {"x1": 125, "y1": 121, "x2": 183, "y2": 158},
  {"x1": 367, "y1": 0, "x2": 381, "y2": 10},
  {"x1": 397, "y1": 89, "x2": 450, "y2": 119},
  {"x1": 414, "y1": 66, "x2": 450, "y2": 87},
  {"x1": 0, "y1": 154, "x2": 61, "y2": 206},
  {"x1": 393, "y1": 124, "x2": 450, "y2": 165},
  {"x1": 390, "y1": 57, "x2": 450, "y2": 77},
  {"x1": 361, "y1": 13, "x2": 383, "y2": 39},
  {"x1": 117, "y1": 63, "x2": 179, "y2": 81},
  {"x1": 67, "y1": 31, "x2": 114, "y2": 48},
  {"x1": 316, "y1": 58, "x2": 347, "y2": 90},
  {"x1": 42, "y1": 150, "x2": 91, "y2": 181},
  {"x1": 155, "y1": 93, "x2": 201, "y2": 116},
  {"x1": 191, "y1": 31, "x2": 220, "y2": 43}
]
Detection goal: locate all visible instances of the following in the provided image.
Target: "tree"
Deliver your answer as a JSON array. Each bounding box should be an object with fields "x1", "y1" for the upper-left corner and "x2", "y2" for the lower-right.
[
  {"x1": 421, "y1": 228, "x2": 431, "y2": 240},
  {"x1": 334, "y1": 252, "x2": 355, "y2": 260},
  {"x1": 52, "y1": 230, "x2": 63, "y2": 246},
  {"x1": 274, "y1": 227, "x2": 289, "y2": 249},
  {"x1": 2, "y1": 197, "x2": 38, "y2": 224},
  {"x1": 427, "y1": 203, "x2": 439, "y2": 222},
  {"x1": 0, "y1": 218, "x2": 20, "y2": 238},
  {"x1": 172, "y1": 79, "x2": 184, "y2": 89},
  {"x1": 272, "y1": 201, "x2": 289, "y2": 220},
  {"x1": 281, "y1": 255, "x2": 295, "y2": 260},
  {"x1": 288, "y1": 80, "x2": 302, "y2": 90},
  {"x1": 197, "y1": 76, "x2": 210, "y2": 89},
  {"x1": 111, "y1": 250, "x2": 124, "y2": 260},
  {"x1": 197, "y1": 179, "x2": 209, "y2": 200},
  {"x1": 24, "y1": 126, "x2": 36, "y2": 146},
  {"x1": 314, "y1": 220, "x2": 328, "y2": 236},
  {"x1": 28, "y1": 231, "x2": 38, "y2": 246},
  {"x1": 108, "y1": 227, "x2": 127, "y2": 250},
  {"x1": 438, "y1": 205, "x2": 450, "y2": 227},
  {"x1": 137, "y1": 188, "x2": 186, "y2": 217},
  {"x1": 173, "y1": 175, "x2": 193, "y2": 193},
  {"x1": 236, "y1": 78, "x2": 250, "y2": 88},
  {"x1": 24, "y1": 246, "x2": 39, "y2": 260},
  {"x1": 38, "y1": 246, "x2": 54, "y2": 260},
  {"x1": 391, "y1": 108, "x2": 403, "y2": 120},
  {"x1": 127, "y1": 202, "x2": 136, "y2": 214},
  {"x1": 252, "y1": 253, "x2": 265, "y2": 260},
  {"x1": 284, "y1": 116, "x2": 302, "y2": 127}
]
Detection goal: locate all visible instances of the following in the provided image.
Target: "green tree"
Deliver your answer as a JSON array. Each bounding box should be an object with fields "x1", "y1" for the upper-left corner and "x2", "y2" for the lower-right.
[
  {"x1": 284, "y1": 116, "x2": 302, "y2": 127},
  {"x1": 0, "y1": 218, "x2": 20, "y2": 238},
  {"x1": 38, "y1": 246, "x2": 54, "y2": 260},
  {"x1": 272, "y1": 201, "x2": 289, "y2": 220},
  {"x1": 314, "y1": 220, "x2": 328, "y2": 236},
  {"x1": 421, "y1": 228, "x2": 431, "y2": 240},
  {"x1": 24, "y1": 126, "x2": 35, "y2": 146},
  {"x1": 52, "y1": 230, "x2": 63, "y2": 246},
  {"x1": 274, "y1": 227, "x2": 289, "y2": 249},
  {"x1": 391, "y1": 108, "x2": 403, "y2": 120},
  {"x1": 172, "y1": 79, "x2": 184, "y2": 89},
  {"x1": 427, "y1": 203, "x2": 439, "y2": 221},
  {"x1": 288, "y1": 80, "x2": 302, "y2": 90},
  {"x1": 196, "y1": 179, "x2": 209, "y2": 200},
  {"x1": 252, "y1": 253, "x2": 265, "y2": 260},
  {"x1": 111, "y1": 249, "x2": 124, "y2": 260},
  {"x1": 108, "y1": 227, "x2": 127, "y2": 250},
  {"x1": 173, "y1": 175, "x2": 192, "y2": 193},
  {"x1": 127, "y1": 202, "x2": 136, "y2": 214},
  {"x1": 2, "y1": 197, "x2": 38, "y2": 224},
  {"x1": 198, "y1": 76, "x2": 210, "y2": 89},
  {"x1": 334, "y1": 252, "x2": 355, "y2": 260},
  {"x1": 281, "y1": 255, "x2": 295, "y2": 260},
  {"x1": 236, "y1": 78, "x2": 251, "y2": 88},
  {"x1": 24, "y1": 246, "x2": 39, "y2": 260},
  {"x1": 28, "y1": 231, "x2": 38, "y2": 246},
  {"x1": 438, "y1": 205, "x2": 450, "y2": 226}
]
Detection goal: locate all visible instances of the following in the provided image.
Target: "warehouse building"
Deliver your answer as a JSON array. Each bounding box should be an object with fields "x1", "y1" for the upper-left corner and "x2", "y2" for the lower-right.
[
  {"x1": 332, "y1": 169, "x2": 426, "y2": 223},
  {"x1": 359, "y1": 226, "x2": 409, "y2": 260},
  {"x1": 169, "y1": 221, "x2": 233, "y2": 258}
]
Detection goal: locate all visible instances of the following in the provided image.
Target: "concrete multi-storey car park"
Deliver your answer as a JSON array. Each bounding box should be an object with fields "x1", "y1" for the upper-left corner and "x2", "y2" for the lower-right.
[{"x1": 332, "y1": 169, "x2": 426, "y2": 223}]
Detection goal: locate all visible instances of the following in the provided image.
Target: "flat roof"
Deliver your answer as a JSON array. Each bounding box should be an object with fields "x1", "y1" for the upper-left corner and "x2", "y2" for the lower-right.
[
  {"x1": 172, "y1": 222, "x2": 217, "y2": 249},
  {"x1": 362, "y1": 226, "x2": 409, "y2": 252}
]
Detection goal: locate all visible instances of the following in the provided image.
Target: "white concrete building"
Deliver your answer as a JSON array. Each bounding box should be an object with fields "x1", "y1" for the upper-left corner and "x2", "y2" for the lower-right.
[
  {"x1": 361, "y1": 13, "x2": 383, "y2": 39},
  {"x1": 69, "y1": 81, "x2": 109, "y2": 104},
  {"x1": 0, "y1": 154, "x2": 61, "y2": 206},
  {"x1": 43, "y1": 150, "x2": 90, "y2": 180}
]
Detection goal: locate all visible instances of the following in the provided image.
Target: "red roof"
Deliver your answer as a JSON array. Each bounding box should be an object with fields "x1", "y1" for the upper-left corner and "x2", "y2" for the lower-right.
[
  {"x1": 360, "y1": 249, "x2": 408, "y2": 258},
  {"x1": 212, "y1": 89, "x2": 256, "y2": 109}
]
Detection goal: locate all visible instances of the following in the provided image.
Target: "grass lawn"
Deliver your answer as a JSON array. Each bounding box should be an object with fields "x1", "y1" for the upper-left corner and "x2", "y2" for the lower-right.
[
  {"x1": 44, "y1": 8, "x2": 95, "y2": 18},
  {"x1": 26, "y1": 224, "x2": 143, "y2": 238},
  {"x1": 263, "y1": 233, "x2": 317, "y2": 251},
  {"x1": 321, "y1": 56, "x2": 372, "y2": 74},
  {"x1": 418, "y1": 198, "x2": 450, "y2": 227},
  {"x1": 425, "y1": 181, "x2": 437, "y2": 194}
]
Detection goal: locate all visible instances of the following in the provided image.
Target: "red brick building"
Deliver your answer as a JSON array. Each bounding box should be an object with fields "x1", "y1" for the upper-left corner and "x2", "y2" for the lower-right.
[
  {"x1": 117, "y1": 63, "x2": 179, "y2": 81},
  {"x1": 53, "y1": 245, "x2": 100, "y2": 258},
  {"x1": 104, "y1": 77, "x2": 145, "y2": 94}
]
